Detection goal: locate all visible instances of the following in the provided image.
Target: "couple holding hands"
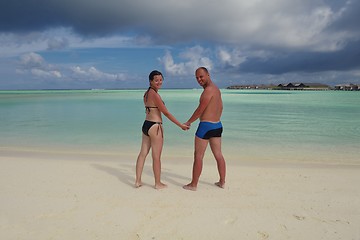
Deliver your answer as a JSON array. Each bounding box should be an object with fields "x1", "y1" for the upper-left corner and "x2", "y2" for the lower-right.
[{"x1": 135, "y1": 67, "x2": 226, "y2": 191}]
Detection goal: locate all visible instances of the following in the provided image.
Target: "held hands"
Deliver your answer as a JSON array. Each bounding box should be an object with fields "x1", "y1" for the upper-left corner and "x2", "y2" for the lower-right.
[
  {"x1": 180, "y1": 121, "x2": 191, "y2": 131},
  {"x1": 180, "y1": 123, "x2": 190, "y2": 131}
]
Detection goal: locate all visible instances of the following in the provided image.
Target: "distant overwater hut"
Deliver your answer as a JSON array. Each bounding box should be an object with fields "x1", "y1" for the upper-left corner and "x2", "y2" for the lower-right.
[
  {"x1": 277, "y1": 83, "x2": 330, "y2": 91},
  {"x1": 277, "y1": 83, "x2": 306, "y2": 90},
  {"x1": 334, "y1": 84, "x2": 359, "y2": 91}
]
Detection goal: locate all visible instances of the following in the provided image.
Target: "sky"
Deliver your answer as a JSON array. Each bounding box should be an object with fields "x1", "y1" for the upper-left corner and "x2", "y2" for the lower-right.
[{"x1": 0, "y1": 0, "x2": 360, "y2": 90}]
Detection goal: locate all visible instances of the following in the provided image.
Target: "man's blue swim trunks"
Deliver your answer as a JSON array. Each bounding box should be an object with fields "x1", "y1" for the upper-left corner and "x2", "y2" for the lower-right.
[{"x1": 195, "y1": 121, "x2": 223, "y2": 140}]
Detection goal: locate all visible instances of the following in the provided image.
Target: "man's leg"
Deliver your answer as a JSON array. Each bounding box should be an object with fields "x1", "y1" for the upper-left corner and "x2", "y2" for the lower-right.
[
  {"x1": 209, "y1": 137, "x2": 226, "y2": 188},
  {"x1": 183, "y1": 136, "x2": 208, "y2": 191}
]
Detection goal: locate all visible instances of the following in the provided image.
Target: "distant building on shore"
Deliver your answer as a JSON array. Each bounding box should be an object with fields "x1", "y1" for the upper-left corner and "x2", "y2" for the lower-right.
[
  {"x1": 227, "y1": 83, "x2": 359, "y2": 91},
  {"x1": 334, "y1": 84, "x2": 359, "y2": 91},
  {"x1": 226, "y1": 84, "x2": 275, "y2": 90},
  {"x1": 227, "y1": 83, "x2": 330, "y2": 90},
  {"x1": 276, "y1": 83, "x2": 330, "y2": 90}
]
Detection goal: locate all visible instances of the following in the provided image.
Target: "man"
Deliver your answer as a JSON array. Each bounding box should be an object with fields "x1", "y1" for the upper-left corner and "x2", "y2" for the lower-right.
[{"x1": 183, "y1": 67, "x2": 226, "y2": 191}]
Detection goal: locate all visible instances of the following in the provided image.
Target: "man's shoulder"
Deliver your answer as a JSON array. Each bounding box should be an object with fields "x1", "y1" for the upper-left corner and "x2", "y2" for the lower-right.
[
  {"x1": 201, "y1": 86, "x2": 218, "y2": 100},
  {"x1": 202, "y1": 86, "x2": 214, "y2": 95},
  {"x1": 205, "y1": 84, "x2": 220, "y2": 94}
]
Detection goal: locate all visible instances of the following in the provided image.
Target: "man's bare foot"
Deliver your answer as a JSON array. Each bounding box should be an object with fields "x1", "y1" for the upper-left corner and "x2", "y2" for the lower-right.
[
  {"x1": 183, "y1": 183, "x2": 197, "y2": 191},
  {"x1": 134, "y1": 182, "x2": 142, "y2": 188},
  {"x1": 154, "y1": 183, "x2": 167, "y2": 189},
  {"x1": 215, "y1": 181, "x2": 225, "y2": 189}
]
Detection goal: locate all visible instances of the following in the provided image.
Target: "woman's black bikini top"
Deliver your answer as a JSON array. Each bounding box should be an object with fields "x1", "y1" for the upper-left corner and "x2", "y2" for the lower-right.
[
  {"x1": 144, "y1": 87, "x2": 164, "y2": 113},
  {"x1": 145, "y1": 105, "x2": 158, "y2": 113}
]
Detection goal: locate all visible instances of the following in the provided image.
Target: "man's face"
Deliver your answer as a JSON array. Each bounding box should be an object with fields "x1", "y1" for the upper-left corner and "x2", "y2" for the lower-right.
[{"x1": 195, "y1": 69, "x2": 208, "y2": 87}]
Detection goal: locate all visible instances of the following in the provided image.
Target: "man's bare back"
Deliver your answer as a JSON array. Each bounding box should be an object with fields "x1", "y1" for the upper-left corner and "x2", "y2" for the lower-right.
[
  {"x1": 199, "y1": 84, "x2": 223, "y2": 122},
  {"x1": 185, "y1": 67, "x2": 224, "y2": 124}
]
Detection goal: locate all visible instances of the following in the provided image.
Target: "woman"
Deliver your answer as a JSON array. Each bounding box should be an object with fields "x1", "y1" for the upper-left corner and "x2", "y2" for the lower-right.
[{"x1": 135, "y1": 70, "x2": 188, "y2": 189}]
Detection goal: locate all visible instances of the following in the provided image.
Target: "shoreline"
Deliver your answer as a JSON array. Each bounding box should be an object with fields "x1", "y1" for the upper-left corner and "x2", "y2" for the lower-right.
[{"x1": 1, "y1": 145, "x2": 360, "y2": 168}]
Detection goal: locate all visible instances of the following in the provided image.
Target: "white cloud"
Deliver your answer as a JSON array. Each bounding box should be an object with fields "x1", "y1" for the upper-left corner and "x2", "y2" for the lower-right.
[
  {"x1": 217, "y1": 48, "x2": 247, "y2": 68},
  {"x1": 70, "y1": 66, "x2": 126, "y2": 82},
  {"x1": 31, "y1": 69, "x2": 62, "y2": 78},
  {"x1": 161, "y1": 51, "x2": 187, "y2": 76},
  {"x1": 17, "y1": 52, "x2": 127, "y2": 82},
  {"x1": 160, "y1": 46, "x2": 213, "y2": 76},
  {"x1": 47, "y1": 37, "x2": 69, "y2": 50},
  {"x1": 17, "y1": 52, "x2": 62, "y2": 79},
  {"x1": 0, "y1": 33, "x2": 43, "y2": 58},
  {"x1": 0, "y1": 27, "x2": 143, "y2": 58},
  {"x1": 20, "y1": 52, "x2": 45, "y2": 68}
]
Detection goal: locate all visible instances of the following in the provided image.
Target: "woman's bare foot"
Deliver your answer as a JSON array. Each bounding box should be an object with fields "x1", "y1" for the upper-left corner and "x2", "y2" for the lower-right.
[
  {"x1": 154, "y1": 182, "x2": 167, "y2": 189},
  {"x1": 134, "y1": 180, "x2": 142, "y2": 188},
  {"x1": 183, "y1": 183, "x2": 197, "y2": 191},
  {"x1": 135, "y1": 182, "x2": 142, "y2": 188},
  {"x1": 215, "y1": 181, "x2": 225, "y2": 189}
]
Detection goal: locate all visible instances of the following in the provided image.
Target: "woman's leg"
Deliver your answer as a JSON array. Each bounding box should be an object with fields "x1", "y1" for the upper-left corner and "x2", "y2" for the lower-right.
[
  {"x1": 148, "y1": 125, "x2": 166, "y2": 189},
  {"x1": 135, "y1": 133, "x2": 151, "y2": 187}
]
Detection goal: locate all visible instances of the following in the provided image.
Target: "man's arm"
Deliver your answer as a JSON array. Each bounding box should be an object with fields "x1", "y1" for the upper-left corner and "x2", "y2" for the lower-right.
[{"x1": 185, "y1": 89, "x2": 212, "y2": 125}]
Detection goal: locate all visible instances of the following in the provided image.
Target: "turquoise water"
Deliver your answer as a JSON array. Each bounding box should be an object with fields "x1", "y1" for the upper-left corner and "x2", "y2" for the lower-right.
[{"x1": 0, "y1": 89, "x2": 359, "y2": 164}]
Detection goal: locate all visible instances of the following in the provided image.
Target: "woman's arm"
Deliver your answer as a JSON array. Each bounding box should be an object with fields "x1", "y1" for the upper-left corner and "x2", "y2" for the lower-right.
[{"x1": 153, "y1": 92, "x2": 188, "y2": 130}]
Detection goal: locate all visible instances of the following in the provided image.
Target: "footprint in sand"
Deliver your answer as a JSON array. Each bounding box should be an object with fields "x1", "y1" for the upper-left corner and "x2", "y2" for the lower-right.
[
  {"x1": 293, "y1": 214, "x2": 306, "y2": 221},
  {"x1": 257, "y1": 231, "x2": 269, "y2": 239},
  {"x1": 224, "y1": 216, "x2": 238, "y2": 225}
]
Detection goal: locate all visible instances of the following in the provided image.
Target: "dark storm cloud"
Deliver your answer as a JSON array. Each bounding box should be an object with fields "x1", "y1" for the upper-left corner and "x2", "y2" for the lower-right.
[
  {"x1": 1, "y1": 1, "x2": 359, "y2": 46},
  {"x1": 0, "y1": 1, "x2": 64, "y2": 32},
  {"x1": 238, "y1": 40, "x2": 360, "y2": 74},
  {"x1": 0, "y1": 0, "x2": 136, "y2": 35},
  {"x1": 0, "y1": 0, "x2": 353, "y2": 44},
  {"x1": 327, "y1": 0, "x2": 360, "y2": 32},
  {"x1": 1, "y1": 0, "x2": 360, "y2": 77}
]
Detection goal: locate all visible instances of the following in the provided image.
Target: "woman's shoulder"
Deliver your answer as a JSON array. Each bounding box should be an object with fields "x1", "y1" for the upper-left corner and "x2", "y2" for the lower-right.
[
  {"x1": 149, "y1": 89, "x2": 161, "y2": 99},
  {"x1": 145, "y1": 89, "x2": 162, "y2": 104}
]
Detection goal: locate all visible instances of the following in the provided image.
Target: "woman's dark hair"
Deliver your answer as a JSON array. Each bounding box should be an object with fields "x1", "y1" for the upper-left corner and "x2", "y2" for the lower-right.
[{"x1": 149, "y1": 70, "x2": 163, "y2": 82}]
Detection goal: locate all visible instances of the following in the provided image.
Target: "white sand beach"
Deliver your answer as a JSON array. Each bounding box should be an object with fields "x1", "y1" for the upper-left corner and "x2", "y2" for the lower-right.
[{"x1": 1, "y1": 149, "x2": 360, "y2": 240}]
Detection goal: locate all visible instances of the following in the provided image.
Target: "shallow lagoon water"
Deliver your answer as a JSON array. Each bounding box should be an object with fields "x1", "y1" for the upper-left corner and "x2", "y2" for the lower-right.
[{"x1": 1, "y1": 89, "x2": 359, "y2": 165}]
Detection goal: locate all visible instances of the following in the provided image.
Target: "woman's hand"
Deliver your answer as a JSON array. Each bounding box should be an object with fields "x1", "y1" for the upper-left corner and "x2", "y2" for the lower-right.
[{"x1": 180, "y1": 124, "x2": 190, "y2": 130}]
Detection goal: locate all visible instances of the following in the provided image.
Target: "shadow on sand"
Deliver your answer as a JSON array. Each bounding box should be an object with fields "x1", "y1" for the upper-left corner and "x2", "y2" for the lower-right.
[{"x1": 92, "y1": 162, "x2": 215, "y2": 189}]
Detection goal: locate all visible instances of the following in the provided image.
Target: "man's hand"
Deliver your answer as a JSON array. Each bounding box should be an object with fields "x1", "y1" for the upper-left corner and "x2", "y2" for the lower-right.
[
  {"x1": 184, "y1": 122, "x2": 191, "y2": 127},
  {"x1": 180, "y1": 123, "x2": 190, "y2": 131}
]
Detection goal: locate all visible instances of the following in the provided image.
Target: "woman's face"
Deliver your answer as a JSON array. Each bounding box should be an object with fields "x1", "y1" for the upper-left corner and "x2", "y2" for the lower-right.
[{"x1": 150, "y1": 74, "x2": 163, "y2": 90}]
